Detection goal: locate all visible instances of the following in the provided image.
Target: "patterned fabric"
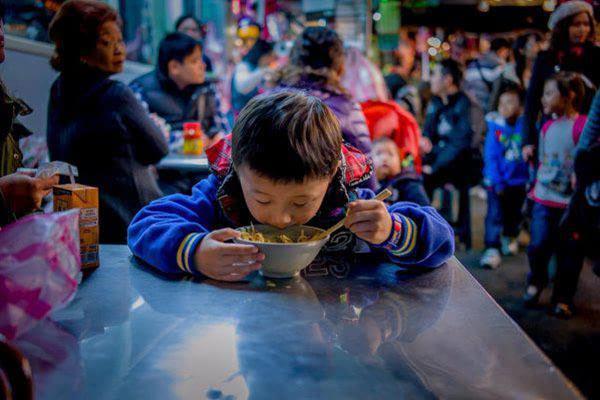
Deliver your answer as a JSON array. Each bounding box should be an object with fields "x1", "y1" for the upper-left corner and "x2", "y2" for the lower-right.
[
  {"x1": 532, "y1": 115, "x2": 586, "y2": 208},
  {"x1": 375, "y1": 213, "x2": 417, "y2": 257}
]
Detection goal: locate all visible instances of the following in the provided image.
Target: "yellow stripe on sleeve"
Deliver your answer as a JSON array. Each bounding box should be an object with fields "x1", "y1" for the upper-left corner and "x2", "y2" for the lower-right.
[{"x1": 177, "y1": 233, "x2": 197, "y2": 273}]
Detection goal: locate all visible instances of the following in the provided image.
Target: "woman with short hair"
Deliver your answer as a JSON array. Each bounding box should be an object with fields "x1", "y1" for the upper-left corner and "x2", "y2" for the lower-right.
[{"x1": 47, "y1": 0, "x2": 168, "y2": 244}]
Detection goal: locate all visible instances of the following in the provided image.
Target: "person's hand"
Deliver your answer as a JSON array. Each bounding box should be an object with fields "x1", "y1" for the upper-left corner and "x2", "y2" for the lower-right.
[
  {"x1": 522, "y1": 145, "x2": 535, "y2": 161},
  {"x1": 344, "y1": 200, "x2": 392, "y2": 245},
  {"x1": 571, "y1": 173, "x2": 577, "y2": 191},
  {"x1": 420, "y1": 137, "x2": 433, "y2": 154},
  {"x1": 0, "y1": 173, "x2": 59, "y2": 216},
  {"x1": 422, "y1": 165, "x2": 433, "y2": 175},
  {"x1": 194, "y1": 228, "x2": 264, "y2": 281},
  {"x1": 149, "y1": 113, "x2": 170, "y2": 141}
]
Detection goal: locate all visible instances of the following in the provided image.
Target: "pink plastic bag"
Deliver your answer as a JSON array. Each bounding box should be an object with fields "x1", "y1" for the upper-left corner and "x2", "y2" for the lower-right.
[{"x1": 0, "y1": 210, "x2": 81, "y2": 340}]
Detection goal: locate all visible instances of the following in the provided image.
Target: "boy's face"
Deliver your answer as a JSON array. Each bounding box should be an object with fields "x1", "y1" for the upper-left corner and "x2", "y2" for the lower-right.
[
  {"x1": 373, "y1": 140, "x2": 401, "y2": 181},
  {"x1": 541, "y1": 80, "x2": 564, "y2": 115},
  {"x1": 498, "y1": 92, "x2": 522, "y2": 121},
  {"x1": 238, "y1": 165, "x2": 332, "y2": 229},
  {"x1": 169, "y1": 45, "x2": 205, "y2": 88}
]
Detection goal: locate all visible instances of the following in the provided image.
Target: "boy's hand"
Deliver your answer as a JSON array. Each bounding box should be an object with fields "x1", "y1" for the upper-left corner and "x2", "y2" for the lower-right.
[
  {"x1": 194, "y1": 228, "x2": 264, "y2": 281},
  {"x1": 344, "y1": 200, "x2": 392, "y2": 245}
]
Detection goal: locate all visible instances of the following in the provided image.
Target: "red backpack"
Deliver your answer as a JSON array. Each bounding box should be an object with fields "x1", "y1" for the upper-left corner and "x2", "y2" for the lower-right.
[{"x1": 360, "y1": 100, "x2": 422, "y2": 174}]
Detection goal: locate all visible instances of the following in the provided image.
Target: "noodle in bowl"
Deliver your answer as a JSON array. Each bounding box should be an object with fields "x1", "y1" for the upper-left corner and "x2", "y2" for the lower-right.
[{"x1": 233, "y1": 225, "x2": 330, "y2": 278}]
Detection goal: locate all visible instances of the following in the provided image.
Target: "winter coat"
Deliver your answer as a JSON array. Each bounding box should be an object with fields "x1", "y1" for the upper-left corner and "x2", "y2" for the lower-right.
[
  {"x1": 128, "y1": 134, "x2": 455, "y2": 276},
  {"x1": 130, "y1": 70, "x2": 229, "y2": 137},
  {"x1": 47, "y1": 65, "x2": 169, "y2": 243}
]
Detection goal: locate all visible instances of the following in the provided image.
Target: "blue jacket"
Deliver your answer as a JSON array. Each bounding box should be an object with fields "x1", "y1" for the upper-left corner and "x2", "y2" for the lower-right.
[
  {"x1": 483, "y1": 116, "x2": 529, "y2": 191},
  {"x1": 128, "y1": 175, "x2": 454, "y2": 276},
  {"x1": 127, "y1": 139, "x2": 454, "y2": 276}
]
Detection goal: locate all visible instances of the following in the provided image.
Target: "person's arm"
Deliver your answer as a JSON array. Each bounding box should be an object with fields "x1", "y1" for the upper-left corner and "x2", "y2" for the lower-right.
[
  {"x1": 429, "y1": 97, "x2": 473, "y2": 174},
  {"x1": 483, "y1": 122, "x2": 504, "y2": 191},
  {"x1": 523, "y1": 54, "x2": 548, "y2": 148},
  {"x1": 329, "y1": 100, "x2": 377, "y2": 189},
  {"x1": 127, "y1": 175, "x2": 219, "y2": 275},
  {"x1": 200, "y1": 88, "x2": 230, "y2": 139},
  {"x1": 356, "y1": 189, "x2": 455, "y2": 268},
  {"x1": 233, "y1": 63, "x2": 266, "y2": 95},
  {"x1": 117, "y1": 84, "x2": 169, "y2": 165},
  {"x1": 577, "y1": 91, "x2": 600, "y2": 154}
]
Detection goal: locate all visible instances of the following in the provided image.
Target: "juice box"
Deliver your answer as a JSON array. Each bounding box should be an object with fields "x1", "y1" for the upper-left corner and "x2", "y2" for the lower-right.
[{"x1": 53, "y1": 184, "x2": 100, "y2": 269}]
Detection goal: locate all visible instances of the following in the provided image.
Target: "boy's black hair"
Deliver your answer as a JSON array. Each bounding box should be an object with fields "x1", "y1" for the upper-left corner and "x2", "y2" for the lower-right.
[
  {"x1": 490, "y1": 37, "x2": 511, "y2": 53},
  {"x1": 439, "y1": 58, "x2": 463, "y2": 87},
  {"x1": 547, "y1": 71, "x2": 586, "y2": 113},
  {"x1": 242, "y1": 39, "x2": 274, "y2": 68},
  {"x1": 232, "y1": 91, "x2": 342, "y2": 183},
  {"x1": 158, "y1": 32, "x2": 202, "y2": 77},
  {"x1": 497, "y1": 80, "x2": 525, "y2": 103}
]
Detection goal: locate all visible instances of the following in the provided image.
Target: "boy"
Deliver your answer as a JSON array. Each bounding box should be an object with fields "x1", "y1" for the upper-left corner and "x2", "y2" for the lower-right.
[
  {"x1": 130, "y1": 32, "x2": 228, "y2": 140},
  {"x1": 128, "y1": 91, "x2": 454, "y2": 281},
  {"x1": 372, "y1": 136, "x2": 430, "y2": 206},
  {"x1": 480, "y1": 84, "x2": 529, "y2": 269},
  {"x1": 422, "y1": 59, "x2": 478, "y2": 199}
]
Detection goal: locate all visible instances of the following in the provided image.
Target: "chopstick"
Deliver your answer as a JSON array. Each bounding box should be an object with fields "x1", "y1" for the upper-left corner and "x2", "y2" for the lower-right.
[{"x1": 314, "y1": 188, "x2": 393, "y2": 241}]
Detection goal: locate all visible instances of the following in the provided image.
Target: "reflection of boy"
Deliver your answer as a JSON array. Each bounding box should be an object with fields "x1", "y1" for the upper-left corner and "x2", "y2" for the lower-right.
[
  {"x1": 480, "y1": 87, "x2": 528, "y2": 269},
  {"x1": 128, "y1": 92, "x2": 454, "y2": 281},
  {"x1": 372, "y1": 137, "x2": 429, "y2": 206}
]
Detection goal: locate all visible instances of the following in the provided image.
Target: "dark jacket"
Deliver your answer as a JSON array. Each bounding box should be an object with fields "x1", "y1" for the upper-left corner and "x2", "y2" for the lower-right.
[
  {"x1": 275, "y1": 80, "x2": 376, "y2": 189},
  {"x1": 524, "y1": 44, "x2": 600, "y2": 148},
  {"x1": 47, "y1": 65, "x2": 169, "y2": 244},
  {"x1": 0, "y1": 79, "x2": 33, "y2": 226},
  {"x1": 422, "y1": 92, "x2": 474, "y2": 176},
  {"x1": 130, "y1": 71, "x2": 229, "y2": 137}
]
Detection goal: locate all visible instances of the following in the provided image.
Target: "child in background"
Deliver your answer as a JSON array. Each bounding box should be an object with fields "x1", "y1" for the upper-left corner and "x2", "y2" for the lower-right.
[
  {"x1": 372, "y1": 136, "x2": 430, "y2": 206},
  {"x1": 480, "y1": 84, "x2": 529, "y2": 269},
  {"x1": 524, "y1": 72, "x2": 588, "y2": 318},
  {"x1": 128, "y1": 91, "x2": 454, "y2": 281}
]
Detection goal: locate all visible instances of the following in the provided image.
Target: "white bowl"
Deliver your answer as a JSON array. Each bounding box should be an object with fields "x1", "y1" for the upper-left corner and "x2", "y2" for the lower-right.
[{"x1": 233, "y1": 225, "x2": 329, "y2": 278}]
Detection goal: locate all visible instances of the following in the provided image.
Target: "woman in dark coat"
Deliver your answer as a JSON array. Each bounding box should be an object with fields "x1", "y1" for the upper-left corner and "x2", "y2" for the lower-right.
[
  {"x1": 523, "y1": 0, "x2": 599, "y2": 157},
  {"x1": 275, "y1": 27, "x2": 376, "y2": 189},
  {"x1": 46, "y1": 0, "x2": 168, "y2": 243}
]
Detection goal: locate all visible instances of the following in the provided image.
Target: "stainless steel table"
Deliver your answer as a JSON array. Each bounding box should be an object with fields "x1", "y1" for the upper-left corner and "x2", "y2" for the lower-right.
[
  {"x1": 13, "y1": 246, "x2": 582, "y2": 399},
  {"x1": 157, "y1": 153, "x2": 210, "y2": 174}
]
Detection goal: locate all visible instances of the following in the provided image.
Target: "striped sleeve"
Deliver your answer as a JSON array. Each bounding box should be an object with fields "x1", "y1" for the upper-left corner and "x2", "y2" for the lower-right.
[
  {"x1": 376, "y1": 213, "x2": 418, "y2": 257},
  {"x1": 176, "y1": 233, "x2": 205, "y2": 274}
]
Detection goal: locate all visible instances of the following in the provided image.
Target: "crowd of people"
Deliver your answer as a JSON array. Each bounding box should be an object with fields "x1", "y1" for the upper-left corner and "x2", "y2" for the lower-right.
[{"x1": 0, "y1": 0, "x2": 598, "y2": 319}]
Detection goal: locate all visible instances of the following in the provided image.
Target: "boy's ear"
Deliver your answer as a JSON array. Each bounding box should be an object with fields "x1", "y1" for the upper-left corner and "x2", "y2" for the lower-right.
[{"x1": 167, "y1": 59, "x2": 181, "y2": 77}]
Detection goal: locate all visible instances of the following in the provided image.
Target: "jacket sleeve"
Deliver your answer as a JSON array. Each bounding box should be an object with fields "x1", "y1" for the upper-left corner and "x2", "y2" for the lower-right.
[
  {"x1": 577, "y1": 91, "x2": 600, "y2": 154},
  {"x1": 483, "y1": 121, "x2": 503, "y2": 189},
  {"x1": 357, "y1": 189, "x2": 455, "y2": 269},
  {"x1": 523, "y1": 53, "x2": 548, "y2": 148},
  {"x1": 430, "y1": 97, "x2": 473, "y2": 174},
  {"x1": 117, "y1": 84, "x2": 169, "y2": 165},
  {"x1": 127, "y1": 175, "x2": 220, "y2": 275}
]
